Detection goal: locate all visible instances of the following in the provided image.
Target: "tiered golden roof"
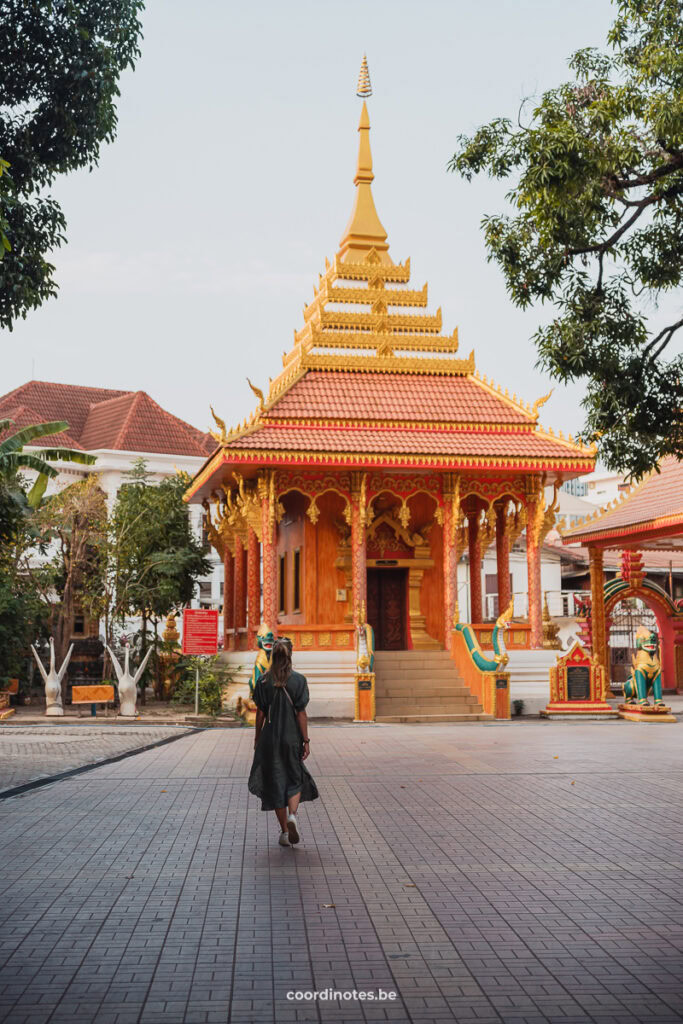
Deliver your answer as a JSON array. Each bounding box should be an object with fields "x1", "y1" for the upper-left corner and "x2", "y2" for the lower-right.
[{"x1": 270, "y1": 66, "x2": 472, "y2": 401}]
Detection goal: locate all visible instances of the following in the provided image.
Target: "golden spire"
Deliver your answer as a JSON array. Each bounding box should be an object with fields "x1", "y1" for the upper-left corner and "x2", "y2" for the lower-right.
[
  {"x1": 338, "y1": 56, "x2": 391, "y2": 264},
  {"x1": 357, "y1": 54, "x2": 372, "y2": 97}
]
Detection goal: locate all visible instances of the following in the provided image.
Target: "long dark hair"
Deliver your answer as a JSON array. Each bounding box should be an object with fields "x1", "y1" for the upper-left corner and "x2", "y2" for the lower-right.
[{"x1": 270, "y1": 638, "x2": 292, "y2": 688}]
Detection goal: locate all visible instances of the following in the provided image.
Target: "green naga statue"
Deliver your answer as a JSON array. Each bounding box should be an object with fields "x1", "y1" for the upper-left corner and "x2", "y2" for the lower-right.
[
  {"x1": 623, "y1": 626, "x2": 665, "y2": 708},
  {"x1": 249, "y1": 622, "x2": 274, "y2": 697},
  {"x1": 455, "y1": 599, "x2": 514, "y2": 670}
]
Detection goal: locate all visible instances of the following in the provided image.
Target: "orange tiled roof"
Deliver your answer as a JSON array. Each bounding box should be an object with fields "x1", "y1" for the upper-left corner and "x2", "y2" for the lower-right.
[
  {"x1": 226, "y1": 420, "x2": 586, "y2": 461},
  {"x1": 265, "y1": 371, "x2": 532, "y2": 424},
  {"x1": 563, "y1": 457, "x2": 683, "y2": 544},
  {"x1": 0, "y1": 381, "x2": 213, "y2": 458}
]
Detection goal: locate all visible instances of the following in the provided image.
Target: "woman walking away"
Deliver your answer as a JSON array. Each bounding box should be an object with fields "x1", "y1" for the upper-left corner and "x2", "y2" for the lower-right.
[{"x1": 248, "y1": 638, "x2": 318, "y2": 846}]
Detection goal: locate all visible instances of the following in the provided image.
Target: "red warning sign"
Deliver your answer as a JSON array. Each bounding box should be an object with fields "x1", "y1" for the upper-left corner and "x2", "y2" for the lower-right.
[{"x1": 182, "y1": 609, "x2": 219, "y2": 655}]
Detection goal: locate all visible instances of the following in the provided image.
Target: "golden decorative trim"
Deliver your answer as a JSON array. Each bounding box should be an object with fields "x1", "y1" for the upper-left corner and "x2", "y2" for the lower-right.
[
  {"x1": 264, "y1": 416, "x2": 538, "y2": 433},
  {"x1": 300, "y1": 351, "x2": 474, "y2": 376},
  {"x1": 336, "y1": 632, "x2": 351, "y2": 646},
  {"x1": 220, "y1": 447, "x2": 595, "y2": 472}
]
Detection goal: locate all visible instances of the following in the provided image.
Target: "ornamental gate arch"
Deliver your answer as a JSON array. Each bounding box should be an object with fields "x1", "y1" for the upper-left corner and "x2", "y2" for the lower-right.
[{"x1": 604, "y1": 577, "x2": 683, "y2": 692}]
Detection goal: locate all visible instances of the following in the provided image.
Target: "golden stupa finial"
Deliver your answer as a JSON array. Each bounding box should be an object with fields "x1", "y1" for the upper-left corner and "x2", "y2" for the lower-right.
[
  {"x1": 357, "y1": 54, "x2": 372, "y2": 98},
  {"x1": 338, "y1": 56, "x2": 391, "y2": 264}
]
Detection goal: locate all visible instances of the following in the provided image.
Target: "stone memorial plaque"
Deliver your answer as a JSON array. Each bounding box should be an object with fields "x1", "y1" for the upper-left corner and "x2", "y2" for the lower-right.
[{"x1": 567, "y1": 664, "x2": 590, "y2": 700}]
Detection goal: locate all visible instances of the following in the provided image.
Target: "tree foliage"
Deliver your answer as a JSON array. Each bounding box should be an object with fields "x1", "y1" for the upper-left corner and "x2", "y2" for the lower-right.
[
  {"x1": 0, "y1": 0, "x2": 144, "y2": 329},
  {"x1": 110, "y1": 459, "x2": 211, "y2": 639},
  {"x1": 0, "y1": 419, "x2": 96, "y2": 506},
  {"x1": 449, "y1": 0, "x2": 683, "y2": 478}
]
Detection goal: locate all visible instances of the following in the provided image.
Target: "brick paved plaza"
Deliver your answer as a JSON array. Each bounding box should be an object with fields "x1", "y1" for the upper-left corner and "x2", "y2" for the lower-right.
[
  {"x1": 0, "y1": 721, "x2": 682, "y2": 1024},
  {"x1": 0, "y1": 727, "x2": 192, "y2": 794}
]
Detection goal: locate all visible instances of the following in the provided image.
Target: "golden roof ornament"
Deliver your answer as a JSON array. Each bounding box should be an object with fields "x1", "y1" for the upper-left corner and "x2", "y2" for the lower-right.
[
  {"x1": 357, "y1": 54, "x2": 372, "y2": 98},
  {"x1": 247, "y1": 378, "x2": 265, "y2": 411},
  {"x1": 532, "y1": 389, "x2": 554, "y2": 419},
  {"x1": 209, "y1": 405, "x2": 228, "y2": 443}
]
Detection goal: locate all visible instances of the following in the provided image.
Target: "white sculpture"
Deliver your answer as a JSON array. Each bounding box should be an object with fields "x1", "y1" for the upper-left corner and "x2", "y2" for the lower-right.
[
  {"x1": 105, "y1": 644, "x2": 152, "y2": 717},
  {"x1": 31, "y1": 638, "x2": 73, "y2": 716}
]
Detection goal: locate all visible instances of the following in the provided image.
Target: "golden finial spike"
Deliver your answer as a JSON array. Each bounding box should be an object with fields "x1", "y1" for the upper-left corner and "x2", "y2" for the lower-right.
[
  {"x1": 357, "y1": 54, "x2": 372, "y2": 98},
  {"x1": 338, "y1": 63, "x2": 389, "y2": 262}
]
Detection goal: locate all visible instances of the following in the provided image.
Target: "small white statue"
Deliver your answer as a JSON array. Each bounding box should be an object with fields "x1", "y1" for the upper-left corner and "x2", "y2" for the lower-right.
[
  {"x1": 105, "y1": 643, "x2": 152, "y2": 717},
  {"x1": 31, "y1": 637, "x2": 74, "y2": 716}
]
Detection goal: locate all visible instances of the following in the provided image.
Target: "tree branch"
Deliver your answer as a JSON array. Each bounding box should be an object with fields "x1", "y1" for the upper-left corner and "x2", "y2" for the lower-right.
[
  {"x1": 567, "y1": 203, "x2": 645, "y2": 256},
  {"x1": 607, "y1": 154, "x2": 683, "y2": 190},
  {"x1": 641, "y1": 316, "x2": 683, "y2": 362}
]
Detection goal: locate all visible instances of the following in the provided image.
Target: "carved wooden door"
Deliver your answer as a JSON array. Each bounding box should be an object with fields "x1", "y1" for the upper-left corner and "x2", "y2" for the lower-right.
[{"x1": 367, "y1": 568, "x2": 407, "y2": 650}]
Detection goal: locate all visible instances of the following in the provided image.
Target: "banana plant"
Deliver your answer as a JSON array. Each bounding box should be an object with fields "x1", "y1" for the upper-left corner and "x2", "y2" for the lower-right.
[{"x1": 0, "y1": 419, "x2": 96, "y2": 507}]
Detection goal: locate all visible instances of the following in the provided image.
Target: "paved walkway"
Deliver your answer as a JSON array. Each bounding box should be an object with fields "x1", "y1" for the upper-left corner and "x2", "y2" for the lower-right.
[
  {"x1": 0, "y1": 726, "x2": 192, "y2": 793},
  {"x1": 0, "y1": 721, "x2": 681, "y2": 1024}
]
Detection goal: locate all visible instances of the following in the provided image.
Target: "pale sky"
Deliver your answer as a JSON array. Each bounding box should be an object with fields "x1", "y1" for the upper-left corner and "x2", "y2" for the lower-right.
[{"x1": 5, "y1": 0, "x2": 633, "y2": 442}]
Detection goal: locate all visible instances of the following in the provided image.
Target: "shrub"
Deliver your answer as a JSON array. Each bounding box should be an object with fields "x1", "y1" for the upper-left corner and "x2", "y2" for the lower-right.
[{"x1": 172, "y1": 656, "x2": 236, "y2": 716}]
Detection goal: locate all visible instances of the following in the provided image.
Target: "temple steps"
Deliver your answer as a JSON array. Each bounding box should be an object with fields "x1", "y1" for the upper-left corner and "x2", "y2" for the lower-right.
[
  {"x1": 374, "y1": 650, "x2": 487, "y2": 723},
  {"x1": 375, "y1": 713, "x2": 493, "y2": 724}
]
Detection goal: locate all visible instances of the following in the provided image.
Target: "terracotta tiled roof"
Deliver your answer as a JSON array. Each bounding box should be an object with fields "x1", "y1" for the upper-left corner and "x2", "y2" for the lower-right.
[
  {"x1": 0, "y1": 404, "x2": 85, "y2": 450},
  {"x1": 554, "y1": 541, "x2": 683, "y2": 571},
  {"x1": 226, "y1": 422, "x2": 587, "y2": 461},
  {"x1": 563, "y1": 457, "x2": 683, "y2": 543},
  {"x1": 266, "y1": 371, "x2": 532, "y2": 424},
  {"x1": 0, "y1": 381, "x2": 213, "y2": 457}
]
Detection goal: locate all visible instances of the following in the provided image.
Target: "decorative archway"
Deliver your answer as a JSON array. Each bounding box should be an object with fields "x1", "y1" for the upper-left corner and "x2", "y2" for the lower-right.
[{"x1": 604, "y1": 577, "x2": 682, "y2": 691}]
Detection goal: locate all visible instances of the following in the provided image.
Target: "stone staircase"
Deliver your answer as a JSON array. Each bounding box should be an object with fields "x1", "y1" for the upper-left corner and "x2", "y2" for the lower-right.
[{"x1": 374, "y1": 650, "x2": 492, "y2": 723}]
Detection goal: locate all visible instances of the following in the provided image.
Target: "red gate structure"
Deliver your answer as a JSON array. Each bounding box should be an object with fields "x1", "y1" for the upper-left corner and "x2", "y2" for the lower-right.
[{"x1": 563, "y1": 457, "x2": 683, "y2": 692}]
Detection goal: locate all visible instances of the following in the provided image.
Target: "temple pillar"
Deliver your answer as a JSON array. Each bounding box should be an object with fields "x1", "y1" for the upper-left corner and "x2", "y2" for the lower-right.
[
  {"x1": 468, "y1": 513, "x2": 482, "y2": 623},
  {"x1": 233, "y1": 535, "x2": 246, "y2": 647},
  {"x1": 260, "y1": 472, "x2": 278, "y2": 632},
  {"x1": 223, "y1": 548, "x2": 234, "y2": 652},
  {"x1": 495, "y1": 502, "x2": 511, "y2": 614},
  {"x1": 442, "y1": 475, "x2": 460, "y2": 643},
  {"x1": 525, "y1": 493, "x2": 543, "y2": 648},
  {"x1": 350, "y1": 472, "x2": 368, "y2": 624},
  {"x1": 589, "y1": 547, "x2": 607, "y2": 675},
  {"x1": 247, "y1": 526, "x2": 261, "y2": 647}
]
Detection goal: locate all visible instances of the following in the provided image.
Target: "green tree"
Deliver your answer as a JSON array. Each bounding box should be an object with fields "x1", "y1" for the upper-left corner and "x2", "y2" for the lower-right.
[
  {"x1": 37, "y1": 475, "x2": 108, "y2": 674},
  {"x1": 449, "y1": 0, "x2": 683, "y2": 478},
  {"x1": 110, "y1": 460, "x2": 211, "y2": 695},
  {"x1": 0, "y1": 478, "x2": 51, "y2": 684},
  {"x1": 0, "y1": 419, "x2": 96, "y2": 506},
  {"x1": 0, "y1": 0, "x2": 144, "y2": 330}
]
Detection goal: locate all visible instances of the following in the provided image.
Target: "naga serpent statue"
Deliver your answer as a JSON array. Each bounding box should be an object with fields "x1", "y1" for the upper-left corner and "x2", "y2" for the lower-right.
[
  {"x1": 454, "y1": 599, "x2": 515, "y2": 671},
  {"x1": 623, "y1": 626, "x2": 665, "y2": 708},
  {"x1": 249, "y1": 622, "x2": 274, "y2": 697}
]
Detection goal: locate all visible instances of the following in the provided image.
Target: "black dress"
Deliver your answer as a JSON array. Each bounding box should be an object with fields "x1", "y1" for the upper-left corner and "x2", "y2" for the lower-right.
[{"x1": 248, "y1": 670, "x2": 319, "y2": 812}]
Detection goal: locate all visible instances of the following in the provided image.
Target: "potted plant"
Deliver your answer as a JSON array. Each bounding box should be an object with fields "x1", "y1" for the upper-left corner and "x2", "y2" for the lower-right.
[{"x1": 512, "y1": 699, "x2": 525, "y2": 717}]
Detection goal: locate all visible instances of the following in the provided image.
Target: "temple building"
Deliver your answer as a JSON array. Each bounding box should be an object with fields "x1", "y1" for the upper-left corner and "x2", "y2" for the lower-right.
[{"x1": 184, "y1": 65, "x2": 595, "y2": 718}]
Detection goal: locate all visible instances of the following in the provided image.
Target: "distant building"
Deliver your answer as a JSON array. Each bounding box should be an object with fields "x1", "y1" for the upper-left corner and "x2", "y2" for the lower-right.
[
  {"x1": 579, "y1": 469, "x2": 630, "y2": 505},
  {"x1": 561, "y1": 478, "x2": 587, "y2": 498},
  {"x1": 0, "y1": 380, "x2": 221, "y2": 642}
]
